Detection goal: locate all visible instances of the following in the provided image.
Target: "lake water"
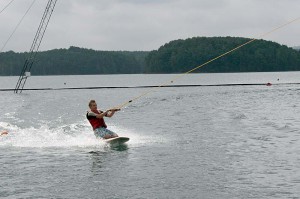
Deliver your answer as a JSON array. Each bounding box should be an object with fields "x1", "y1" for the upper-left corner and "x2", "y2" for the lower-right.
[{"x1": 0, "y1": 72, "x2": 300, "y2": 199}]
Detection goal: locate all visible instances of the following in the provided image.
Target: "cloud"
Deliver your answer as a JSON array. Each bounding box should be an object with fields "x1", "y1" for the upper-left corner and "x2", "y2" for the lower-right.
[{"x1": 0, "y1": 0, "x2": 299, "y2": 52}]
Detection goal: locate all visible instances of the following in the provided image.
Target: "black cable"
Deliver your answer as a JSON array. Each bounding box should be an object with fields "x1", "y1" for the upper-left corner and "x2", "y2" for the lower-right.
[
  {"x1": 0, "y1": 0, "x2": 36, "y2": 53},
  {"x1": 0, "y1": 0, "x2": 15, "y2": 15}
]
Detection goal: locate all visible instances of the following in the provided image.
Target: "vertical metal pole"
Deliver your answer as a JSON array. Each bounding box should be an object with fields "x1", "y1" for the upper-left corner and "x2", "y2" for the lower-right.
[{"x1": 14, "y1": 0, "x2": 58, "y2": 93}]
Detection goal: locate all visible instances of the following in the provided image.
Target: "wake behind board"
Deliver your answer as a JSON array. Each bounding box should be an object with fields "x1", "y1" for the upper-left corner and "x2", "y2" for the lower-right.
[{"x1": 104, "y1": 137, "x2": 129, "y2": 147}]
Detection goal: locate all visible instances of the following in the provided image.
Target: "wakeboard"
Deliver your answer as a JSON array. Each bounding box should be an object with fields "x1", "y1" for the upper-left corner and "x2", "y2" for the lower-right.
[{"x1": 104, "y1": 136, "x2": 129, "y2": 146}]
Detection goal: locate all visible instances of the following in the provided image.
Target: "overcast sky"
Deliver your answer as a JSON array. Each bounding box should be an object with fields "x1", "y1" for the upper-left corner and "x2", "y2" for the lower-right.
[{"x1": 0, "y1": 0, "x2": 299, "y2": 52}]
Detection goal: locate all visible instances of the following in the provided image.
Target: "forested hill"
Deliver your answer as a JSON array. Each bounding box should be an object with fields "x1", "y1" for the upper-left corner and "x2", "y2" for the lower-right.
[
  {"x1": 145, "y1": 37, "x2": 300, "y2": 73},
  {"x1": 0, "y1": 47, "x2": 148, "y2": 76},
  {"x1": 1, "y1": 37, "x2": 300, "y2": 76}
]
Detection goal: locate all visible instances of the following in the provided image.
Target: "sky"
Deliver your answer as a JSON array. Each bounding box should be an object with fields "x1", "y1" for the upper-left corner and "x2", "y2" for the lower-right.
[{"x1": 0, "y1": 0, "x2": 299, "y2": 52}]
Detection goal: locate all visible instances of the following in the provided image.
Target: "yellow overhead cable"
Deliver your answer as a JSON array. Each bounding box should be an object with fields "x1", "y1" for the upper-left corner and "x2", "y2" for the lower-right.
[{"x1": 115, "y1": 17, "x2": 300, "y2": 110}]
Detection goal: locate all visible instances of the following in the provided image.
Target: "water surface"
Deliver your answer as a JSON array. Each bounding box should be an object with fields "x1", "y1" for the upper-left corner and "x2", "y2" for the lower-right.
[{"x1": 0, "y1": 72, "x2": 300, "y2": 198}]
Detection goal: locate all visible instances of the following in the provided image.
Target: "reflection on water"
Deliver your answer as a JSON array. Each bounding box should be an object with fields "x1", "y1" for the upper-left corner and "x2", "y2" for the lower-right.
[
  {"x1": 109, "y1": 144, "x2": 129, "y2": 151},
  {"x1": 89, "y1": 144, "x2": 129, "y2": 174},
  {"x1": 89, "y1": 144, "x2": 129, "y2": 154}
]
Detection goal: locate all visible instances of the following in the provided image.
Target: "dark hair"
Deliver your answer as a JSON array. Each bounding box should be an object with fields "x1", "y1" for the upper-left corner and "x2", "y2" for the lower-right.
[{"x1": 89, "y1": 100, "x2": 96, "y2": 107}]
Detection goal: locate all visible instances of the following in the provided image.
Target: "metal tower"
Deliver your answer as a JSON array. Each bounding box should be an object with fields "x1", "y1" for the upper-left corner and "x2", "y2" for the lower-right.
[{"x1": 14, "y1": 0, "x2": 58, "y2": 93}]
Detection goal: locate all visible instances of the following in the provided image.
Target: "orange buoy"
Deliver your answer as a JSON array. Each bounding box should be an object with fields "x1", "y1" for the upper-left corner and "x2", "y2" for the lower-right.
[{"x1": 0, "y1": 130, "x2": 8, "y2": 136}]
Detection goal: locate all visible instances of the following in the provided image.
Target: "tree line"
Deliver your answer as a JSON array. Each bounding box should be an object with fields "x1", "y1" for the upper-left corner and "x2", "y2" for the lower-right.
[
  {"x1": 0, "y1": 46, "x2": 148, "y2": 76},
  {"x1": 145, "y1": 37, "x2": 300, "y2": 73},
  {"x1": 1, "y1": 37, "x2": 300, "y2": 76}
]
